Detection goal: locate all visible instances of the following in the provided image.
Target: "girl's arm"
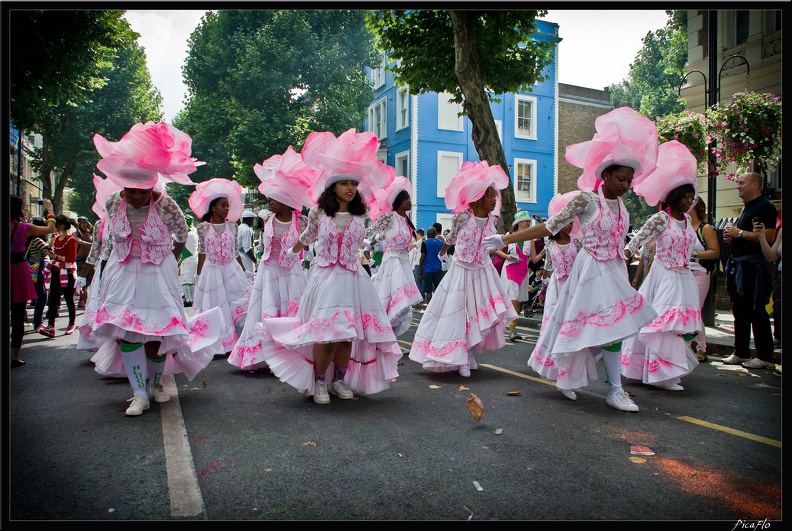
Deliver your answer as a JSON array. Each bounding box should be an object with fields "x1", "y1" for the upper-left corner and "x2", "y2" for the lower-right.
[
  {"x1": 697, "y1": 223, "x2": 720, "y2": 261},
  {"x1": 754, "y1": 223, "x2": 781, "y2": 263}
]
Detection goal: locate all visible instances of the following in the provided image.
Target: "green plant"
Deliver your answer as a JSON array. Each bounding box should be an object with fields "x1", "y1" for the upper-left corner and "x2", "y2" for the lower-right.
[
  {"x1": 656, "y1": 110, "x2": 708, "y2": 173},
  {"x1": 706, "y1": 91, "x2": 782, "y2": 181}
]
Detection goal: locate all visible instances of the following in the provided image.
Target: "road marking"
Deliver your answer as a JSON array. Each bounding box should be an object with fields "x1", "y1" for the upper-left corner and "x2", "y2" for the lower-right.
[
  {"x1": 160, "y1": 374, "x2": 205, "y2": 517},
  {"x1": 483, "y1": 364, "x2": 782, "y2": 449},
  {"x1": 676, "y1": 416, "x2": 782, "y2": 448}
]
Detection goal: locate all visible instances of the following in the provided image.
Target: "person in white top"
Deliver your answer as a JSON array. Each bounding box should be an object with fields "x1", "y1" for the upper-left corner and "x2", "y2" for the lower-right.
[
  {"x1": 237, "y1": 211, "x2": 257, "y2": 276},
  {"x1": 409, "y1": 228, "x2": 425, "y2": 301}
]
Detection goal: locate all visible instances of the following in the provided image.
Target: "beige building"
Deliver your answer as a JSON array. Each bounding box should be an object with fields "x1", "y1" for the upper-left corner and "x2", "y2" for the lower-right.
[{"x1": 680, "y1": 9, "x2": 782, "y2": 222}]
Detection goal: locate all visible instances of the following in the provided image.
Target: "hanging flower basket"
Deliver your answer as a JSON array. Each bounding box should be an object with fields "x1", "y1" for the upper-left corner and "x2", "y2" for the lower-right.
[
  {"x1": 656, "y1": 111, "x2": 708, "y2": 174},
  {"x1": 706, "y1": 91, "x2": 782, "y2": 181}
]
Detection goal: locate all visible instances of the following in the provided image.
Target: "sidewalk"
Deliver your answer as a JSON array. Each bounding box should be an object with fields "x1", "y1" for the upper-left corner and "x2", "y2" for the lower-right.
[{"x1": 516, "y1": 309, "x2": 782, "y2": 362}]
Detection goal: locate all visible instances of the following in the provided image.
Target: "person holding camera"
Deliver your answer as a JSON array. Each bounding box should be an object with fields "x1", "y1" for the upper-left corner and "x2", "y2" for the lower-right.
[{"x1": 721, "y1": 172, "x2": 778, "y2": 369}]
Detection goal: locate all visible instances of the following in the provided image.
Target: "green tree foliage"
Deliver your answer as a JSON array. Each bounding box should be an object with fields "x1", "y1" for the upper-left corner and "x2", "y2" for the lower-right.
[
  {"x1": 10, "y1": 10, "x2": 129, "y2": 132},
  {"x1": 180, "y1": 10, "x2": 378, "y2": 190},
  {"x1": 609, "y1": 10, "x2": 688, "y2": 120},
  {"x1": 367, "y1": 10, "x2": 554, "y2": 230}
]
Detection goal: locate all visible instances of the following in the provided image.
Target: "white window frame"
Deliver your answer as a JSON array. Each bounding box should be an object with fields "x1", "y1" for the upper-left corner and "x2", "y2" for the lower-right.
[
  {"x1": 438, "y1": 92, "x2": 464, "y2": 131},
  {"x1": 436, "y1": 214, "x2": 453, "y2": 235},
  {"x1": 368, "y1": 98, "x2": 387, "y2": 140},
  {"x1": 437, "y1": 151, "x2": 463, "y2": 197},
  {"x1": 513, "y1": 157, "x2": 537, "y2": 203},
  {"x1": 494, "y1": 119, "x2": 503, "y2": 146},
  {"x1": 376, "y1": 149, "x2": 387, "y2": 165},
  {"x1": 395, "y1": 150, "x2": 410, "y2": 179},
  {"x1": 514, "y1": 94, "x2": 537, "y2": 140},
  {"x1": 371, "y1": 52, "x2": 386, "y2": 88},
  {"x1": 396, "y1": 86, "x2": 410, "y2": 131}
]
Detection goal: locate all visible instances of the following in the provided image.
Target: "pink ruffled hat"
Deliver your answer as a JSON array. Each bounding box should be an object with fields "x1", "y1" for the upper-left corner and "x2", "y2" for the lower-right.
[
  {"x1": 91, "y1": 174, "x2": 123, "y2": 220},
  {"x1": 302, "y1": 129, "x2": 394, "y2": 205},
  {"x1": 368, "y1": 175, "x2": 412, "y2": 222},
  {"x1": 93, "y1": 121, "x2": 204, "y2": 189},
  {"x1": 444, "y1": 161, "x2": 510, "y2": 215},
  {"x1": 565, "y1": 107, "x2": 659, "y2": 192},
  {"x1": 253, "y1": 146, "x2": 316, "y2": 211},
  {"x1": 547, "y1": 190, "x2": 583, "y2": 240},
  {"x1": 633, "y1": 140, "x2": 699, "y2": 207},
  {"x1": 188, "y1": 178, "x2": 244, "y2": 222}
]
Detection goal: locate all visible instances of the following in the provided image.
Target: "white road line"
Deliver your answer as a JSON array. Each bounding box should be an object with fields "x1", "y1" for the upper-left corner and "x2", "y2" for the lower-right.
[{"x1": 160, "y1": 374, "x2": 205, "y2": 517}]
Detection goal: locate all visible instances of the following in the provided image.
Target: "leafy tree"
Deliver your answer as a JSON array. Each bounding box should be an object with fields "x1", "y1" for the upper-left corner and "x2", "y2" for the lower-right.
[
  {"x1": 181, "y1": 10, "x2": 378, "y2": 189},
  {"x1": 609, "y1": 10, "x2": 688, "y2": 120},
  {"x1": 367, "y1": 10, "x2": 554, "y2": 230}
]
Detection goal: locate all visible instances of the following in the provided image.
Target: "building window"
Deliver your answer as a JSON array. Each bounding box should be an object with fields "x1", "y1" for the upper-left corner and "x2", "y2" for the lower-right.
[
  {"x1": 396, "y1": 86, "x2": 409, "y2": 131},
  {"x1": 735, "y1": 10, "x2": 750, "y2": 46},
  {"x1": 370, "y1": 52, "x2": 386, "y2": 88},
  {"x1": 494, "y1": 120, "x2": 503, "y2": 146},
  {"x1": 764, "y1": 158, "x2": 782, "y2": 196},
  {"x1": 438, "y1": 92, "x2": 464, "y2": 131},
  {"x1": 514, "y1": 95, "x2": 537, "y2": 140},
  {"x1": 514, "y1": 158, "x2": 537, "y2": 203},
  {"x1": 395, "y1": 150, "x2": 410, "y2": 179},
  {"x1": 437, "y1": 151, "x2": 463, "y2": 197},
  {"x1": 368, "y1": 98, "x2": 387, "y2": 140}
]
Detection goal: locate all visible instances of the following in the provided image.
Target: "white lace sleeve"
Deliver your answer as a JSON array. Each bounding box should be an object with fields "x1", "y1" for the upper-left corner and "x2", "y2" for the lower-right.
[
  {"x1": 299, "y1": 206, "x2": 321, "y2": 246},
  {"x1": 446, "y1": 210, "x2": 469, "y2": 245},
  {"x1": 196, "y1": 222, "x2": 209, "y2": 254},
  {"x1": 626, "y1": 212, "x2": 668, "y2": 256},
  {"x1": 366, "y1": 212, "x2": 393, "y2": 238},
  {"x1": 85, "y1": 220, "x2": 103, "y2": 265},
  {"x1": 545, "y1": 192, "x2": 591, "y2": 236},
  {"x1": 298, "y1": 213, "x2": 309, "y2": 233},
  {"x1": 100, "y1": 236, "x2": 113, "y2": 261},
  {"x1": 543, "y1": 243, "x2": 554, "y2": 272},
  {"x1": 159, "y1": 194, "x2": 189, "y2": 243}
]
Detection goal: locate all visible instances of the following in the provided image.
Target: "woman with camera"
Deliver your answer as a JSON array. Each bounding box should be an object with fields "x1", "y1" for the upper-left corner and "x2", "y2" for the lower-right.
[{"x1": 688, "y1": 197, "x2": 720, "y2": 362}]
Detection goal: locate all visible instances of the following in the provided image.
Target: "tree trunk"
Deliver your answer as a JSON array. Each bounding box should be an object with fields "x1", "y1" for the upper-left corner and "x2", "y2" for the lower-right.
[
  {"x1": 449, "y1": 10, "x2": 516, "y2": 232},
  {"x1": 38, "y1": 135, "x2": 55, "y2": 211},
  {"x1": 53, "y1": 161, "x2": 77, "y2": 215}
]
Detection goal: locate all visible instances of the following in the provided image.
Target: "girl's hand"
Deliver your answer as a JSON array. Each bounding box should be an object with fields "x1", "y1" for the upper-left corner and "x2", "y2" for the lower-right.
[{"x1": 753, "y1": 221, "x2": 766, "y2": 238}]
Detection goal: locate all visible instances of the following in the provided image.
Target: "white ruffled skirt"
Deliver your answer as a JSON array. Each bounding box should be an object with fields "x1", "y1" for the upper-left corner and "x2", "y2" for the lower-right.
[
  {"x1": 193, "y1": 258, "x2": 252, "y2": 354},
  {"x1": 371, "y1": 251, "x2": 422, "y2": 337}
]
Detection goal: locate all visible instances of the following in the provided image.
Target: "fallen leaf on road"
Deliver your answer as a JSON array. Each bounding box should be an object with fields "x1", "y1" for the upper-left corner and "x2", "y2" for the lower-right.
[
  {"x1": 264, "y1": 469, "x2": 272, "y2": 472},
  {"x1": 628, "y1": 457, "x2": 647, "y2": 464},
  {"x1": 630, "y1": 446, "x2": 655, "y2": 456},
  {"x1": 429, "y1": 385, "x2": 442, "y2": 389},
  {"x1": 688, "y1": 470, "x2": 699, "y2": 477},
  {"x1": 398, "y1": 453, "x2": 404, "y2": 458},
  {"x1": 301, "y1": 441, "x2": 316, "y2": 447},
  {"x1": 467, "y1": 393, "x2": 484, "y2": 421},
  {"x1": 495, "y1": 428, "x2": 503, "y2": 435},
  {"x1": 506, "y1": 390, "x2": 522, "y2": 396},
  {"x1": 457, "y1": 385, "x2": 469, "y2": 391},
  {"x1": 202, "y1": 380, "x2": 207, "y2": 387}
]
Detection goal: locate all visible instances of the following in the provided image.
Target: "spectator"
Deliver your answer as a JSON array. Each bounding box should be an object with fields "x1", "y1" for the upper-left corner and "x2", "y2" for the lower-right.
[
  {"x1": 39, "y1": 215, "x2": 78, "y2": 338},
  {"x1": 722, "y1": 172, "x2": 778, "y2": 369},
  {"x1": 74, "y1": 216, "x2": 94, "y2": 309},
  {"x1": 771, "y1": 208, "x2": 782, "y2": 348},
  {"x1": 25, "y1": 217, "x2": 51, "y2": 334},
  {"x1": 688, "y1": 197, "x2": 720, "y2": 362},
  {"x1": 410, "y1": 228, "x2": 426, "y2": 302},
  {"x1": 754, "y1": 216, "x2": 782, "y2": 376},
  {"x1": 418, "y1": 226, "x2": 443, "y2": 305},
  {"x1": 237, "y1": 211, "x2": 257, "y2": 277}
]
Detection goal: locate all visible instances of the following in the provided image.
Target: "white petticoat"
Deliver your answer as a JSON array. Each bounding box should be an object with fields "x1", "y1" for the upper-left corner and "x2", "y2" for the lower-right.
[
  {"x1": 257, "y1": 262, "x2": 401, "y2": 397},
  {"x1": 371, "y1": 252, "x2": 422, "y2": 337},
  {"x1": 193, "y1": 258, "x2": 252, "y2": 354},
  {"x1": 408, "y1": 258, "x2": 518, "y2": 372}
]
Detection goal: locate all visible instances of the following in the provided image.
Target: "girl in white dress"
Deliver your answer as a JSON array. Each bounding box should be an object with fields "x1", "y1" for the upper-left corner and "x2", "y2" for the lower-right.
[
  {"x1": 409, "y1": 161, "x2": 519, "y2": 377},
  {"x1": 484, "y1": 107, "x2": 659, "y2": 412},
  {"x1": 189, "y1": 178, "x2": 253, "y2": 355},
  {"x1": 85, "y1": 121, "x2": 224, "y2": 416},
  {"x1": 258, "y1": 129, "x2": 401, "y2": 404},
  {"x1": 621, "y1": 140, "x2": 702, "y2": 391},
  {"x1": 365, "y1": 175, "x2": 423, "y2": 348},
  {"x1": 228, "y1": 146, "x2": 312, "y2": 371}
]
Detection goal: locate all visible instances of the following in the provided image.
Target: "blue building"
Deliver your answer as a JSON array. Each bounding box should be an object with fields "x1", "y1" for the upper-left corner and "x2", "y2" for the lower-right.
[{"x1": 364, "y1": 18, "x2": 560, "y2": 231}]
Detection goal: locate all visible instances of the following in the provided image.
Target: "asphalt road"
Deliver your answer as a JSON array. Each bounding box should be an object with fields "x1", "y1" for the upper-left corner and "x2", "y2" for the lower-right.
[{"x1": 5, "y1": 304, "x2": 782, "y2": 524}]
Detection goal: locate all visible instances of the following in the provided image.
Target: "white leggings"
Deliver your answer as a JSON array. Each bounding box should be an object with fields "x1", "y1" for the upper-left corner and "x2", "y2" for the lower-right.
[{"x1": 691, "y1": 269, "x2": 710, "y2": 351}]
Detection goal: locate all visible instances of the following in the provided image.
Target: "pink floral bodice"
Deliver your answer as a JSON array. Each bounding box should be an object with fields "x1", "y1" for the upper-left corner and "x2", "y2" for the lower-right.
[
  {"x1": 199, "y1": 221, "x2": 237, "y2": 265},
  {"x1": 261, "y1": 212, "x2": 307, "y2": 268},
  {"x1": 447, "y1": 210, "x2": 496, "y2": 265},
  {"x1": 546, "y1": 239, "x2": 580, "y2": 280},
  {"x1": 580, "y1": 186, "x2": 629, "y2": 261},
  {"x1": 301, "y1": 207, "x2": 364, "y2": 271},
  {"x1": 366, "y1": 212, "x2": 414, "y2": 254},
  {"x1": 628, "y1": 211, "x2": 695, "y2": 270},
  {"x1": 108, "y1": 195, "x2": 172, "y2": 265}
]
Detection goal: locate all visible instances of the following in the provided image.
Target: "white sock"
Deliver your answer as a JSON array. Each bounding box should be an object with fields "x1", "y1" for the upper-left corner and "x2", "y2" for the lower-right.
[
  {"x1": 147, "y1": 356, "x2": 166, "y2": 388},
  {"x1": 601, "y1": 349, "x2": 623, "y2": 394},
  {"x1": 121, "y1": 344, "x2": 149, "y2": 399}
]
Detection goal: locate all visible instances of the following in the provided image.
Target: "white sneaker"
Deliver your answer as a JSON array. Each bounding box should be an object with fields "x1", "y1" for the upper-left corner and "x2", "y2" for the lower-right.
[
  {"x1": 330, "y1": 379, "x2": 354, "y2": 399},
  {"x1": 722, "y1": 353, "x2": 747, "y2": 365},
  {"x1": 313, "y1": 380, "x2": 330, "y2": 404},
  {"x1": 559, "y1": 388, "x2": 577, "y2": 401},
  {"x1": 606, "y1": 390, "x2": 639, "y2": 412},
  {"x1": 125, "y1": 396, "x2": 150, "y2": 416},
  {"x1": 742, "y1": 358, "x2": 776, "y2": 369},
  {"x1": 151, "y1": 384, "x2": 170, "y2": 403},
  {"x1": 458, "y1": 364, "x2": 471, "y2": 377}
]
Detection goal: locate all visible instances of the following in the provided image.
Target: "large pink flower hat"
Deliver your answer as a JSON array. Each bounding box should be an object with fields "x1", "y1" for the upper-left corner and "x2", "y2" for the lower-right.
[
  {"x1": 253, "y1": 146, "x2": 316, "y2": 211},
  {"x1": 632, "y1": 140, "x2": 698, "y2": 208},
  {"x1": 302, "y1": 128, "x2": 394, "y2": 205},
  {"x1": 93, "y1": 121, "x2": 204, "y2": 189},
  {"x1": 547, "y1": 190, "x2": 583, "y2": 240},
  {"x1": 368, "y1": 175, "x2": 412, "y2": 222},
  {"x1": 444, "y1": 160, "x2": 510, "y2": 215},
  {"x1": 565, "y1": 107, "x2": 659, "y2": 192},
  {"x1": 188, "y1": 178, "x2": 244, "y2": 222},
  {"x1": 91, "y1": 174, "x2": 123, "y2": 220}
]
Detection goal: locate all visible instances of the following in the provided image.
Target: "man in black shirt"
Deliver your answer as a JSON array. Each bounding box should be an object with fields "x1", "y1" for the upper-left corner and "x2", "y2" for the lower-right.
[{"x1": 722, "y1": 172, "x2": 778, "y2": 369}]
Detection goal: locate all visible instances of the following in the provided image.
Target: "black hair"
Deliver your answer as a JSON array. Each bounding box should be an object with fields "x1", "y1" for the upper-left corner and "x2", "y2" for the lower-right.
[
  {"x1": 601, "y1": 164, "x2": 635, "y2": 177},
  {"x1": 10, "y1": 194, "x2": 24, "y2": 221},
  {"x1": 392, "y1": 190, "x2": 416, "y2": 236},
  {"x1": 416, "y1": 228, "x2": 425, "y2": 236},
  {"x1": 549, "y1": 231, "x2": 561, "y2": 241},
  {"x1": 432, "y1": 222, "x2": 442, "y2": 233},
  {"x1": 201, "y1": 197, "x2": 224, "y2": 223},
  {"x1": 55, "y1": 214, "x2": 72, "y2": 231},
  {"x1": 694, "y1": 196, "x2": 707, "y2": 220},
  {"x1": 26, "y1": 217, "x2": 47, "y2": 247},
  {"x1": 660, "y1": 183, "x2": 696, "y2": 214},
  {"x1": 426, "y1": 226, "x2": 437, "y2": 238},
  {"x1": 317, "y1": 183, "x2": 366, "y2": 217}
]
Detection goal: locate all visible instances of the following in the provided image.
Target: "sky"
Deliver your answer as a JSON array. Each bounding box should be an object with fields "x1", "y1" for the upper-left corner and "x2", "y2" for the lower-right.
[{"x1": 124, "y1": 9, "x2": 671, "y2": 124}]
